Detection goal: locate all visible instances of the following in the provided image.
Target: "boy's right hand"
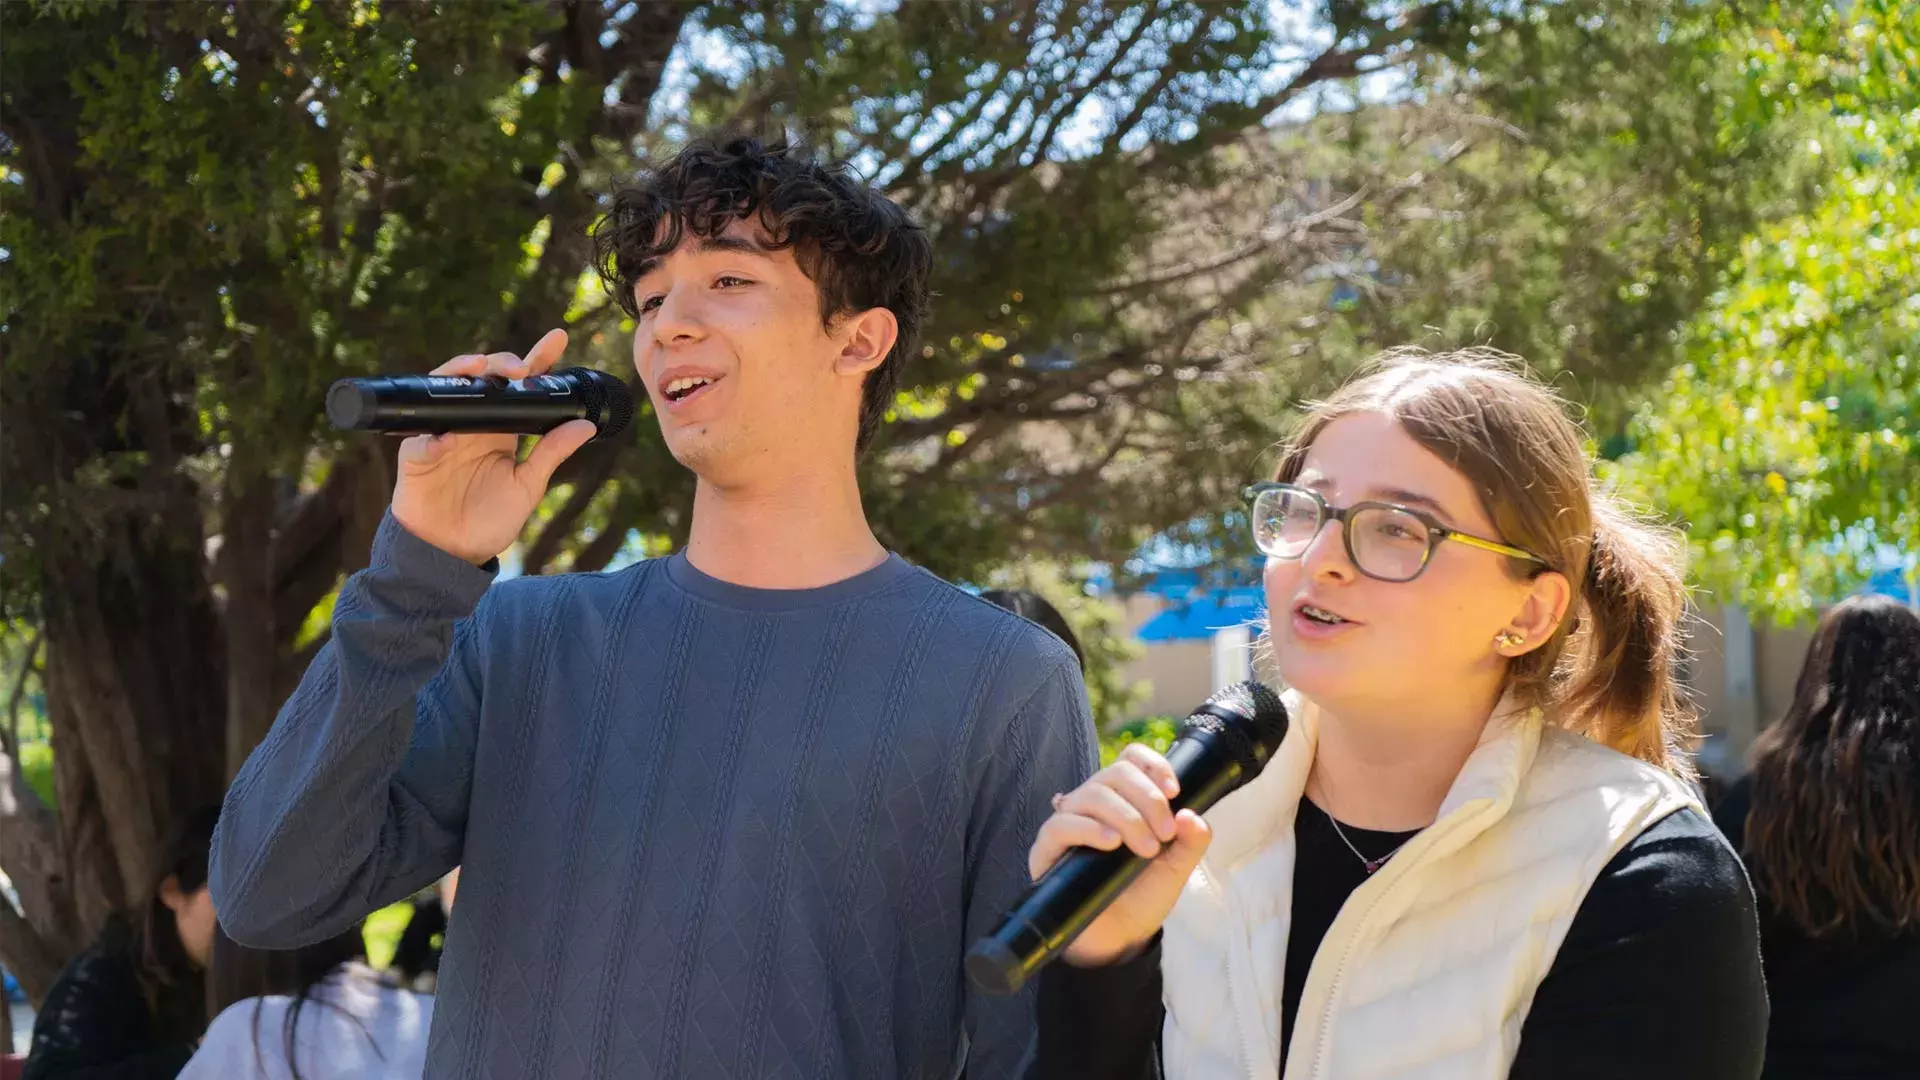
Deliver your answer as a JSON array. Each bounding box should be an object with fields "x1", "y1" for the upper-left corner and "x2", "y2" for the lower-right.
[{"x1": 390, "y1": 328, "x2": 598, "y2": 565}]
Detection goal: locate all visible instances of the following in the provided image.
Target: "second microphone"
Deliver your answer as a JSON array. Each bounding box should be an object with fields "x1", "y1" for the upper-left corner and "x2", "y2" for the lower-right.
[{"x1": 966, "y1": 680, "x2": 1290, "y2": 996}]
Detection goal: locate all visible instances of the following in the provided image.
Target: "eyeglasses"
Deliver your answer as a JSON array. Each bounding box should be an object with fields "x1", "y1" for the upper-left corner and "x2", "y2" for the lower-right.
[{"x1": 1244, "y1": 482, "x2": 1549, "y2": 583}]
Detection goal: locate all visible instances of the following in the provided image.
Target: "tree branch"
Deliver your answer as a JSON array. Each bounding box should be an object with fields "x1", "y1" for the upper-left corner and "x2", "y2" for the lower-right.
[
  {"x1": 1024, "y1": 420, "x2": 1138, "y2": 513},
  {"x1": 598, "y1": 1, "x2": 693, "y2": 145},
  {"x1": 521, "y1": 454, "x2": 621, "y2": 576},
  {"x1": 222, "y1": 469, "x2": 282, "y2": 774},
  {"x1": 993, "y1": 3, "x2": 1129, "y2": 169},
  {"x1": 0, "y1": 717, "x2": 72, "y2": 1006},
  {"x1": 5, "y1": 630, "x2": 42, "y2": 762},
  {"x1": 1024, "y1": 3, "x2": 1151, "y2": 160},
  {"x1": 890, "y1": 331, "x2": 1180, "y2": 442},
  {"x1": 1235, "y1": 4, "x2": 1439, "y2": 127},
  {"x1": 272, "y1": 441, "x2": 396, "y2": 648},
  {"x1": 0, "y1": 892, "x2": 65, "y2": 1007},
  {"x1": 893, "y1": 61, "x2": 1023, "y2": 192},
  {"x1": 568, "y1": 493, "x2": 649, "y2": 573},
  {"x1": 889, "y1": 0, "x2": 1084, "y2": 192},
  {"x1": 272, "y1": 456, "x2": 360, "y2": 632},
  {"x1": 1098, "y1": 184, "x2": 1374, "y2": 295},
  {"x1": 504, "y1": 1, "x2": 689, "y2": 345},
  {"x1": 1097, "y1": 7, "x2": 1217, "y2": 160}
]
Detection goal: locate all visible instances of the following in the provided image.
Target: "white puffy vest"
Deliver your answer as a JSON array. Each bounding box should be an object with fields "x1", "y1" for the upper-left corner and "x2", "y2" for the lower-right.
[{"x1": 1160, "y1": 692, "x2": 1699, "y2": 1080}]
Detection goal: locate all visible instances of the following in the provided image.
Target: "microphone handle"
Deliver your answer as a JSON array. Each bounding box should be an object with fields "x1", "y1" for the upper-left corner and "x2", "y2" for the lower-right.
[
  {"x1": 964, "y1": 736, "x2": 1245, "y2": 996},
  {"x1": 327, "y1": 372, "x2": 608, "y2": 435},
  {"x1": 345, "y1": 398, "x2": 591, "y2": 435}
]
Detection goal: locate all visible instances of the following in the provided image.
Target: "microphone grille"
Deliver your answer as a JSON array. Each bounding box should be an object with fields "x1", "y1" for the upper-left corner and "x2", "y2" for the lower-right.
[
  {"x1": 598, "y1": 376, "x2": 636, "y2": 439},
  {"x1": 561, "y1": 368, "x2": 636, "y2": 439},
  {"x1": 1181, "y1": 680, "x2": 1290, "y2": 770}
]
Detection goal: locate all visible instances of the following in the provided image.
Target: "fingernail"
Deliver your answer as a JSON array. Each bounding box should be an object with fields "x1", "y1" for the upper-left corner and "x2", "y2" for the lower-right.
[
  {"x1": 1161, "y1": 777, "x2": 1180, "y2": 796},
  {"x1": 1100, "y1": 828, "x2": 1121, "y2": 846}
]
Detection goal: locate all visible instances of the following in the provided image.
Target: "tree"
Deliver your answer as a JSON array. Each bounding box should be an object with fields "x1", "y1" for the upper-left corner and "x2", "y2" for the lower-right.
[
  {"x1": 1329, "y1": 1, "x2": 1811, "y2": 427},
  {"x1": 1, "y1": 0, "x2": 689, "y2": 1001},
  {"x1": 1613, "y1": 1, "x2": 1918, "y2": 621},
  {"x1": 0, "y1": 0, "x2": 1783, "y2": 1001},
  {"x1": 986, "y1": 0, "x2": 1797, "y2": 576}
]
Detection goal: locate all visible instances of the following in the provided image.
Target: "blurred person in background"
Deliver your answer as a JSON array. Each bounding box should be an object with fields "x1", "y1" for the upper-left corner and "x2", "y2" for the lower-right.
[
  {"x1": 180, "y1": 924, "x2": 431, "y2": 1080},
  {"x1": 1715, "y1": 594, "x2": 1920, "y2": 1078},
  {"x1": 23, "y1": 807, "x2": 221, "y2": 1080},
  {"x1": 387, "y1": 870, "x2": 458, "y2": 994},
  {"x1": 981, "y1": 589, "x2": 1085, "y2": 671}
]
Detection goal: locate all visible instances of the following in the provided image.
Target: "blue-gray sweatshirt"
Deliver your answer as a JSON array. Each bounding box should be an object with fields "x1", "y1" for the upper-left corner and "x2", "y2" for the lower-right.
[{"x1": 210, "y1": 514, "x2": 1098, "y2": 1079}]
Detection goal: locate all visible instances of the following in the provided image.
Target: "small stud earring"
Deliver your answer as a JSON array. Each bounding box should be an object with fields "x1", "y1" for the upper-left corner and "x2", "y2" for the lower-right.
[{"x1": 1495, "y1": 630, "x2": 1525, "y2": 650}]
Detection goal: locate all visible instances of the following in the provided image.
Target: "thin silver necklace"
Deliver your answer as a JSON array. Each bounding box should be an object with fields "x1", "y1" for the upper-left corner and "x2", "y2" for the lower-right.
[{"x1": 1321, "y1": 806, "x2": 1409, "y2": 874}]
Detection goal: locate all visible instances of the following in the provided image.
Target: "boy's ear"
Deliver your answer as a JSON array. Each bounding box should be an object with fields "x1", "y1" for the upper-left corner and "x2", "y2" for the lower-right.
[{"x1": 832, "y1": 307, "x2": 898, "y2": 377}]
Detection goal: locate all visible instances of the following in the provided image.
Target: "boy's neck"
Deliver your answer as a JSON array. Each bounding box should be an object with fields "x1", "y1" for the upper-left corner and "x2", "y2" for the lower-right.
[{"x1": 684, "y1": 457, "x2": 886, "y2": 590}]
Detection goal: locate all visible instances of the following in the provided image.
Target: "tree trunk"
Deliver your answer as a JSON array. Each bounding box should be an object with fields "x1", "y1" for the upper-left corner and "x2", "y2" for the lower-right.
[
  {"x1": 0, "y1": 0, "x2": 702, "y2": 1011},
  {"x1": 0, "y1": 748, "x2": 71, "y2": 1005},
  {"x1": 35, "y1": 479, "x2": 228, "y2": 948},
  {"x1": 0, "y1": 445, "x2": 393, "y2": 1007},
  {"x1": 258, "y1": 441, "x2": 398, "y2": 768},
  {"x1": 223, "y1": 472, "x2": 281, "y2": 777}
]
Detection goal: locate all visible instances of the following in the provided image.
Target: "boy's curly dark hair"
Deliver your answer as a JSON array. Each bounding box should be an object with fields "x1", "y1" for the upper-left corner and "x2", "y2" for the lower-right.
[{"x1": 591, "y1": 135, "x2": 932, "y2": 454}]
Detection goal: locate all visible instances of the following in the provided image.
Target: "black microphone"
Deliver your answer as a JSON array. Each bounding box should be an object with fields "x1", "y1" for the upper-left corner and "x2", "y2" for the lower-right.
[
  {"x1": 965, "y1": 680, "x2": 1289, "y2": 996},
  {"x1": 326, "y1": 368, "x2": 635, "y2": 440}
]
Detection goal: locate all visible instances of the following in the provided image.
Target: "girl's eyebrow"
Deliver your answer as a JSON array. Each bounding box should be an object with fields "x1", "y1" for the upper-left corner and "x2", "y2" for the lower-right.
[{"x1": 1299, "y1": 475, "x2": 1457, "y2": 522}]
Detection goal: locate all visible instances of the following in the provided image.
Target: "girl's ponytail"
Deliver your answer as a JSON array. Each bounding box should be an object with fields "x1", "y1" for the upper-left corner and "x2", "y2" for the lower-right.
[{"x1": 1558, "y1": 499, "x2": 1693, "y2": 773}]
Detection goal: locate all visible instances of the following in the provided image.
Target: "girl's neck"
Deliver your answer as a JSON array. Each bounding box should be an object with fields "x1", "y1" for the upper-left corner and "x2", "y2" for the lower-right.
[{"x1": 1305, "y1": 684, "x2": 1505, "y2": 832}]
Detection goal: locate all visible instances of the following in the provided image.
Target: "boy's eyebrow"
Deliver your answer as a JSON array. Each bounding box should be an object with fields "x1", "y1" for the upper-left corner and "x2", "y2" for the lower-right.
[
  {"x1": 634, "y1": 233, "x2": 776, "y2": 282},
  {"x1": 633, "y1": 230, "x2": 775, "y2": 286},
  {"x1": 692, "y1": 234, "x2": 773, "y2": 257}
]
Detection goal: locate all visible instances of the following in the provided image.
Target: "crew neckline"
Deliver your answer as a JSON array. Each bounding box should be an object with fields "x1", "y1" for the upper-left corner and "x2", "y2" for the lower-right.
[{"x1": 663, "y1": 549, "x2": 917, "y2": 612}]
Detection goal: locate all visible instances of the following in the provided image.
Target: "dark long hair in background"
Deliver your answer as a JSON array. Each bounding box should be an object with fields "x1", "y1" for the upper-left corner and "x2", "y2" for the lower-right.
[
  {"x1": 207, "y1": 923, "x2": 375, "y2": 1080},
  {"x1": 1744, "y1": 594, "x2": 1920, "y2": 938},
  {"x1": 135, "y1": 805, "x2": 221, "y2": 1044},
  {"x1": 978, "y1": 589, "x2": 1085, "y2": 671}
]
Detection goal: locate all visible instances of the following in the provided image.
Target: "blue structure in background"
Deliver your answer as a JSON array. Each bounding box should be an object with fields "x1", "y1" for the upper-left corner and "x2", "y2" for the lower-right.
[
  {"x1": 1128, "y1": 563, "x2": 1267, "y2": 643},
  {"x1": 1135, "y1": 587, "x2": 1267, "y2": 642},
  {"x1": 1863, "y1": 563, "x2": 1919, "y2": 605},
  {"x1": 1124, "y1": 554, "x2": 1911, "y2": 649}
]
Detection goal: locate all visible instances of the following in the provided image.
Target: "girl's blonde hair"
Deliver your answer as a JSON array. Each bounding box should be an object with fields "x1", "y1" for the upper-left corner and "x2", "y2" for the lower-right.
[{"x1": 1275, "y1": 347, "x2": 1695, "y2": 775}]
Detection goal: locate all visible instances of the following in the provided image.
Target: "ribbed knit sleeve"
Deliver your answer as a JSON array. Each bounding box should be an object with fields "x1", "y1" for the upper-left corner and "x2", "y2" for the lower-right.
[
  {"x1": 210, "y1": 511, "x2": 495, "y2": 947},
  {"x1": 962, "y1": 653, "x2": 1101, "y2": 1076}
]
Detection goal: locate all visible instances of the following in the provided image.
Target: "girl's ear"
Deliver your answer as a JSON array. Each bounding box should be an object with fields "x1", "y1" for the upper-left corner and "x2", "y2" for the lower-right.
[{"x1": 1499, "y1": 570, "x2": 1571, "y2": 656}]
